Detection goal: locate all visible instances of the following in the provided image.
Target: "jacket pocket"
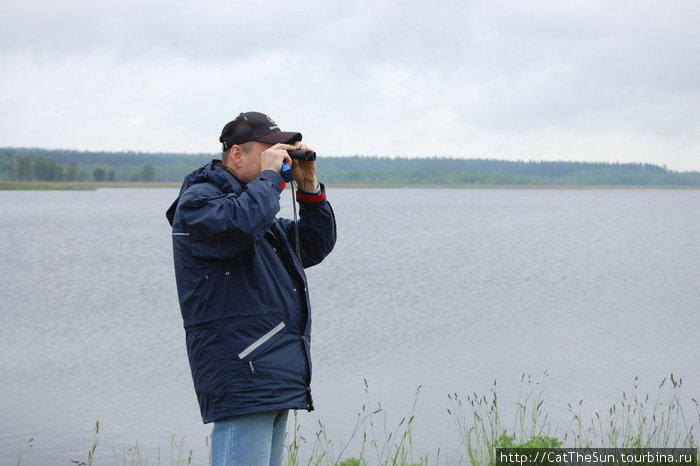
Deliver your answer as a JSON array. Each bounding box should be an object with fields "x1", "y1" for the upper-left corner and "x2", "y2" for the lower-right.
[{"x1": 237, "y1": 321, "x2": 286, "y2": 360}]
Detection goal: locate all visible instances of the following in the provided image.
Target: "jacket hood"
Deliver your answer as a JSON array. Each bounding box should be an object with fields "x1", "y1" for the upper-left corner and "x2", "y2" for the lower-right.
[{"x1": 166, "y1": 160, "x2": 241, "y2": 226}]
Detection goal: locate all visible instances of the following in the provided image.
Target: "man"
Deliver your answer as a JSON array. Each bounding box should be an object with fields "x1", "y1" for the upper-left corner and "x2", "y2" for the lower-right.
[{"x1": 165, "y1": 111, "x2": 337, "y2": 465}]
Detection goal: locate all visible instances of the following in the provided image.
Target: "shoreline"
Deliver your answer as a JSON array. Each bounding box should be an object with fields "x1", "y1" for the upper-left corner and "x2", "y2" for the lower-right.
[{"x1": 2, "y1": 180, "x2": 700, "y2": 191}]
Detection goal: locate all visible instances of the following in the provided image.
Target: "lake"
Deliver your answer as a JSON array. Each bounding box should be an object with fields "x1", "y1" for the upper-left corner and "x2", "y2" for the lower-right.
[{"x1": 1, "y1": 187, "x2": 698, "y2": 465}]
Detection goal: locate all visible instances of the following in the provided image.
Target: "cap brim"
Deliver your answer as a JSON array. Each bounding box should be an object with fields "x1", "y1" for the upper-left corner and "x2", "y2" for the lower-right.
[{"x1": 257, "y1": 131, "x2": 302, "y2": 144}]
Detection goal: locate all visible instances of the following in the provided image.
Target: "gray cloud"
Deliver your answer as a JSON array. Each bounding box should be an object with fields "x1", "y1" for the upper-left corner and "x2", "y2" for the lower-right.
[{"x1": 1, "y1": 0, "x2": 698, "y2": 170}]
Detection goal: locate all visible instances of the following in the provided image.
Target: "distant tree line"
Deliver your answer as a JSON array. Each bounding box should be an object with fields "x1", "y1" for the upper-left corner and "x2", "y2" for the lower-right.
[
  {"x1": 1, "y1": 147, "x2": 699, "y2": 186},
  {"x1": 1, "y1": 148, "x2": 169, "y2": 182},
  {"x1": 317, "y1": 156, "x2": 700, "y2": 186}
]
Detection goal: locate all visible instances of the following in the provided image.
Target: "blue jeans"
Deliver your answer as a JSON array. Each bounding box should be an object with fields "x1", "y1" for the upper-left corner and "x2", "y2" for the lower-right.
[{"x1": 211, "y1": 410, "x2": 289, "y2": 466}]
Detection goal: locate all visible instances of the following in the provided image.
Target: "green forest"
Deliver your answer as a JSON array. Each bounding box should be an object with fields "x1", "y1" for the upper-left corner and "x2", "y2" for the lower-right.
[{"x1": 2, "y1": 147, "x2": 699, "y2": 186}]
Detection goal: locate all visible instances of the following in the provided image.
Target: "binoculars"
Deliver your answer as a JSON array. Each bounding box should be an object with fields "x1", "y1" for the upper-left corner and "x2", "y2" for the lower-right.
[
  {"x1": 280, "y1": 150, "x2": 317, "y2": 182},
  {"x1": 287, "y1": 150, "x2": 317, "y2": 161}
]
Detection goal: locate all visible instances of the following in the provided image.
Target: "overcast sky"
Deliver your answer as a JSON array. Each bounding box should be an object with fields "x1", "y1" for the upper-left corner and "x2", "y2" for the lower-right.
[{"x1": 1, "y1": 0, "x2": 698, "y2": 171}]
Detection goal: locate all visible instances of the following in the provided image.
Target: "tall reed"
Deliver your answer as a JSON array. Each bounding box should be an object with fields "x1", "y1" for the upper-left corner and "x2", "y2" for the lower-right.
[
  {"x1": 566, "y1": 373, "x2": 698, "y2": 449},
  {"x1": 447, "y1": 372, "x2": 699, "y2": 466},
  {"x1": 286, "y1": 379, "x2": 427, "y2": 466},
  {"x1": 447, "y1": 373, "x2": 561, "y2": 466}
]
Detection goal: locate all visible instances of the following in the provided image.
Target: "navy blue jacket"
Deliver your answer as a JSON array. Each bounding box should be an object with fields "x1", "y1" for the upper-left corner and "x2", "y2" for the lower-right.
[{"x1": 165, "y1": 160, "x2": 336, "y2": 423}]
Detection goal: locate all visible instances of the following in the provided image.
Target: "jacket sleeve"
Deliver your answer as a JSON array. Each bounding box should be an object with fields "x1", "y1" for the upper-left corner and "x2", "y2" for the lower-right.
[
  {"x1": 175, "y1": 171, "x2": 284, "y2": 259},
  {"x1": 280, "y1": 184, "x2": 337, "y2": 268}
]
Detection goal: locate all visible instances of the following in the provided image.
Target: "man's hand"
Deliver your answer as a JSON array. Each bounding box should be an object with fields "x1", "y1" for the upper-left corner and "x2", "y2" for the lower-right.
[
  {"x1": 260, "y1": 144, "x2": 294, "y2": 173},
  {"x1": 291, "y1": 143, "x2": 319, "y2": 192}
]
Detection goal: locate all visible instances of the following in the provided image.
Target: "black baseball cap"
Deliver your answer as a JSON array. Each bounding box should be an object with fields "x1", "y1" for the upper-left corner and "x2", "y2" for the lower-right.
[{"x1": 219, "y1": 111, "x2": 302, "y2": 151}]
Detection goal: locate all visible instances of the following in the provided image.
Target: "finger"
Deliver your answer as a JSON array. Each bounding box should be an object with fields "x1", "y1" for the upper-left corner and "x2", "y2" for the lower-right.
[
  {"x1": 271, "y1": 143, "x2": 298, "y2": 152},
  {"x1": 295, "y1": 142, "x2": 315, "y2": 153},
  {"x1": 266, "y1": 144, "x2": 294, "y2": 158}
]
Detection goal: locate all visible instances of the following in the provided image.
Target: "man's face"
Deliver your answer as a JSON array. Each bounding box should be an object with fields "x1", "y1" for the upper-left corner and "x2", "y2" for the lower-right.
[{"x1": 236, "y1": 141, "x2": 273, "y2": 183}]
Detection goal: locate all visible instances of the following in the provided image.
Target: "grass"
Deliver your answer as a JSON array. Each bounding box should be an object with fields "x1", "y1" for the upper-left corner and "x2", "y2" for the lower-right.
[
  {"x1": 566, "y1": 373, "x2": 698, "y2": 449},
  {"x1": 446, "y1": 372, "x2": 698, "y2": 466},
  {"x1": 15, "y1": 374, "x2": 699, "y2": 466},
  {"x1": 286, "y1": 380, "x2": 426, "y2": 466}
]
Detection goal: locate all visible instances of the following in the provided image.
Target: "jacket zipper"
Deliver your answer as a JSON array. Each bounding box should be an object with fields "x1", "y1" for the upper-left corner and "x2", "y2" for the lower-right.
[{"x1": 237, "y1": 322, "x2": 286, "y2": 360}]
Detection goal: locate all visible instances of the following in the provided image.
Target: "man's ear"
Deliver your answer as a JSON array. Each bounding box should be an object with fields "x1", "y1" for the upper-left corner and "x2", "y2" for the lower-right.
[{"x1": 225, "y1": 145, "x2": 244, "y2": 170}]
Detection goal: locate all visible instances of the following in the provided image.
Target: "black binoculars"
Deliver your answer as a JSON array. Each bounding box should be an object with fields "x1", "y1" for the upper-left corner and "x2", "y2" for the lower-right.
[{"x1": 287, "y1": 150, "x2": 317, "y2": 161}]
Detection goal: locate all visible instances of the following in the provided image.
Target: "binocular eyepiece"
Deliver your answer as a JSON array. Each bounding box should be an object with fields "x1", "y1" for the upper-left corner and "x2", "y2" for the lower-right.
[{"x1": 287, "y1": 150, "x2": 317, "y2": 161}]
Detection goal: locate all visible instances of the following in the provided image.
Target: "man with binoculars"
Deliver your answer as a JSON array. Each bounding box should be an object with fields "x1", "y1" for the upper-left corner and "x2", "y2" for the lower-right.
[{"x1": 166, "y1": 111, "x2": 337, "y2": 465}]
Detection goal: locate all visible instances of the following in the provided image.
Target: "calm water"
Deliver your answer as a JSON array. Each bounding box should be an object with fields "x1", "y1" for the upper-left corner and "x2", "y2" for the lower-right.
[{"x1": 1, "y1": 187, "x2": 698, "y2": 465}]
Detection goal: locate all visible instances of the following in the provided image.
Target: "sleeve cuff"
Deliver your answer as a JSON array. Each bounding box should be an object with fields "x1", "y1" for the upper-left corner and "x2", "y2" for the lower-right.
[{"x1": 296, "y1": 184, "x2": 327, "y2": 203}]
